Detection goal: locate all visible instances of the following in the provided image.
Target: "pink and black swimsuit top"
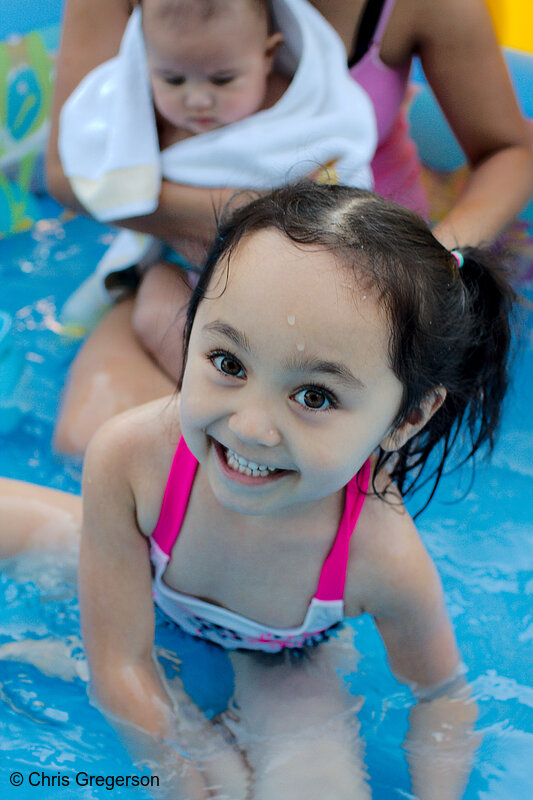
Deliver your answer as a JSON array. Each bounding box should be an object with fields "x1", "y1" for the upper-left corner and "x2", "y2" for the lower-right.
[
  {"x1": 150, "y1": 437, "x2": 371, "y2": 653},
  {"x1": 349, "y1": 0, "x2": 429, "y2": 216}
]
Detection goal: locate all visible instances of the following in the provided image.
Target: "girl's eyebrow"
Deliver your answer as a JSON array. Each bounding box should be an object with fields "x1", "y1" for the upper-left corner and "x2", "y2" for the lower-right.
[
  {"x1": 283, "y1": 355, "x2": 366, "y2": 390},
  {"x1": 202, "y1": 320, "x2": 365, "y2": 390},
  {"x1": 202, "y1": 321, "x2": 252, "y2": 352}
]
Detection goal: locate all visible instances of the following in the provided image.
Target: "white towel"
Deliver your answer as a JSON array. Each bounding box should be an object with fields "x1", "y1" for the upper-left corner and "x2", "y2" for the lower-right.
[{"x1": 58, "y1": 0, "x2": 376, "y2": 223}]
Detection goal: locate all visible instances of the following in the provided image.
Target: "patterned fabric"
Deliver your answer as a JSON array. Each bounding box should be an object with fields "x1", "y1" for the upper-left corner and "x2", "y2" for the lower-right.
[{"x1": 150, "y1": 437, "x2": 371, "y2": 652}]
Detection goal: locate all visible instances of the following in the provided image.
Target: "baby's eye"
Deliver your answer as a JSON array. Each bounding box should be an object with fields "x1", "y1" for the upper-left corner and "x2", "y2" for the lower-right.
[
  {"x1": 210, "y1": 353, "x2": 245, "y2": 378},
  {"x1": 164, "y1": 75, "x2": 185, "y2": 86},
  {"x1": 210, "y1": 75, "x2": 235, "y2": 86},
  {"x1": 292, "y1": 387, "x2": 336, "y2": 411}
]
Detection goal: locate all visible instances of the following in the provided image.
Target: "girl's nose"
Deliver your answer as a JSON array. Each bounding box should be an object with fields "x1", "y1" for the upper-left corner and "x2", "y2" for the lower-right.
[
  {"x1": 183, "y1": 84, "x2": 214, "y2": 111},
  {"x1": 228, "y1": 406, "x2": 281, "y2": 448}
]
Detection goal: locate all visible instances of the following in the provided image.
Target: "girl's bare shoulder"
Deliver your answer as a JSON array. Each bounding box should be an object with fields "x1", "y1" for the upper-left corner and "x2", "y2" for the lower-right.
[
  {"x1": 344, "y1": 465, "x2": 439, "y2": 619},
  {"x1": 83, "y1": 395, "x2": 181, "y2": 534}
]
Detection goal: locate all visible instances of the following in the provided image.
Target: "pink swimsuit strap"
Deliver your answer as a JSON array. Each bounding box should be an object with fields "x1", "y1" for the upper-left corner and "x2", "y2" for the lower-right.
[
  {"x1": 151, "y1": 438, "x2": 371, "y2": 602},
  {"x1": 349, "y1": 0, "x2": 410, "y2": 150},
  {"x1": 151, "y1": 436, "x2": 198, "y2": 556},
  {"x1": 314, "y1": 458, "x2": 371, "y2": 601},
  {"x1": 372, "y1": 0, "x2": 398, "y2": 45}
]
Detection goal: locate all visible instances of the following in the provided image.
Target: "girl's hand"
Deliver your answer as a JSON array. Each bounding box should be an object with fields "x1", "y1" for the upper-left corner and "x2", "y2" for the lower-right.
[{"x1": 405, "y1": 683, "x2": 480, "y2": 800}]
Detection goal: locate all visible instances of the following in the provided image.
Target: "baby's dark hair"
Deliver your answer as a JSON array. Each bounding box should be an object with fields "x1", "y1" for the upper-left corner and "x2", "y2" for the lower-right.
[
  {"x1": 139, "y1": 0, "x2": 271, "y2": 27},
  {"x1": 181, "y1": 182, "x2": 516, "y2": 509}
]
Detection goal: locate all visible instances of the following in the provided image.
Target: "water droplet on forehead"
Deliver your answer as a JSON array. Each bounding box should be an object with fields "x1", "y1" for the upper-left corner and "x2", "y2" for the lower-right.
[
  {"x1": 296, "y1": 343, "x2": 305, "y2": 351},
  {"x1": 287, "y1": 315, "x2": 295, "y2": 326}
]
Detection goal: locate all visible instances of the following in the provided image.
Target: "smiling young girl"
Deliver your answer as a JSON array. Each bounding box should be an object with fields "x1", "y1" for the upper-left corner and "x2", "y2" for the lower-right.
[{"x1": 1, "y1": 183, "x2": 516, "y2": 798}]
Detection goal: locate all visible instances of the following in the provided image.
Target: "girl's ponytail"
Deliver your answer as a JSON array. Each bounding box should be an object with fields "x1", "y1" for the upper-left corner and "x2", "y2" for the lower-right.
[
  {"x1": 384, "y1": 243, "x2": 518, "y2": 512},
  {"x1": 455, "y1": 246, "x2": 516, "y2": 455}
]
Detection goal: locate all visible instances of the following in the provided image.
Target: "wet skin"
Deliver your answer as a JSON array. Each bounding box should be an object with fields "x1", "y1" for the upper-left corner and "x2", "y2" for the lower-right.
[{"x1": 179, "y1": 229, "x2": 406, "y2": 523}]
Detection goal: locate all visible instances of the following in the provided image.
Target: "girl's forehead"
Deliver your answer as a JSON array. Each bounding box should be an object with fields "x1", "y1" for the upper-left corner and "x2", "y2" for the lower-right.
[
  {"x1": 209, "y1": 229, "x2": 357, "y2": 298},
  {"x1": 198, "y1": 229, "x2": 389, "y2": 362}
]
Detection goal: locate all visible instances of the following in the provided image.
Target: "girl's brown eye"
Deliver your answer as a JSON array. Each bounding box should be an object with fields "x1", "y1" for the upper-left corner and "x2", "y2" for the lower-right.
[
  {"x1": 302, "y1": 389, "x2": 327, "y2": 409},
  {"x1": 220, "y1": 357, "x2": 241, "y2": 375},
  {"x1": 211, "y1": 353, "x2": 245, "y2": 378},
  {"x1": 292, "y1": 386, "x2": 337, "y2": 412}
]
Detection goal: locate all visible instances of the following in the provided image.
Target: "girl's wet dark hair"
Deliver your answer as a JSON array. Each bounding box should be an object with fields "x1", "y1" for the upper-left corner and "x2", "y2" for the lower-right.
[{"x1": 181, "y1": 182, "x2": 516, "y2": 511}]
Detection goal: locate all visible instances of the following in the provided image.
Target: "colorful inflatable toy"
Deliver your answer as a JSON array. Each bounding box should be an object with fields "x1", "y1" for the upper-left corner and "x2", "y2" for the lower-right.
[{"x1": 0, "y1": 21, "x2": 59, "y2": 236}]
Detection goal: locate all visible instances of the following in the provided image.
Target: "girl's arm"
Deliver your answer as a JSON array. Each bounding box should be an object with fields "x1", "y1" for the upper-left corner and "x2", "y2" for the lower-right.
[
  {"x1": 46, "y1": 0, "x2": 237, "y2": 246},
  {"x1": 79, "y1": 412, "x2": 210, "y2": 797},
  {"x1": 363, "y1": 503, "x2": 478, "y2": 800},
  {"x1": 375, "y1": 549, "x2": 478, "y2": 800},
  {"x1": 413, "y1": 0, "x2": 533, "y2": 248},
  {"x1": 80, "y1": 406, "x2": 251, "y2": 797}
]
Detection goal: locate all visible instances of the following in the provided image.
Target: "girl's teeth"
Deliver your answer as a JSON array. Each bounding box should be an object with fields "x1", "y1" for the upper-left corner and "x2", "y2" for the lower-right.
[{"x1": 225, "y1": 448, "x2": 276, "y2": 477}]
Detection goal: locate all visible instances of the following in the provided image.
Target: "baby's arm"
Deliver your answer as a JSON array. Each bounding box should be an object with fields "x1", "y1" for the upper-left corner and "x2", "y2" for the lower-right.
[
  {"x1": 79, "y1": 406, "x2": 249, "y2": 798},
  {"x1": 352, "y1": 493, "x2": 478, "y2": 800}
]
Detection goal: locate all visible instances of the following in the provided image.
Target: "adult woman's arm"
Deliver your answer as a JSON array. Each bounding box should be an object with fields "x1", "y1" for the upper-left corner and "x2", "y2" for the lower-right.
[
  {"x1": 46, "y1": 0, "x2": 131, "y2": 214},
  {"x1": 412, "y1": 0, "x2": 533, "y2": 248},
  {"x1": 46, "y1": 0, "x2": 237, "y2": 246},
  {"x1": 313, "y1": 0, "x2": 532, "y2": 246}
]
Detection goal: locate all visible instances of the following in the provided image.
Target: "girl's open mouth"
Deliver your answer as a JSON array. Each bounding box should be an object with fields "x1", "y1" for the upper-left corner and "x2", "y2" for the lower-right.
[{"x1": 213, "y1": 440, "x2": 289, "y2": 486}]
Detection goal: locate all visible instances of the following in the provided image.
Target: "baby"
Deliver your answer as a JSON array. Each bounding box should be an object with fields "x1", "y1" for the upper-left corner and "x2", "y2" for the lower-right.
[
  {"x1": 59, "y1": 0, "x2": 376, "y2": 380},
  {"x1": 143, "y1": 0, "x2": 288, "y2": 149}
]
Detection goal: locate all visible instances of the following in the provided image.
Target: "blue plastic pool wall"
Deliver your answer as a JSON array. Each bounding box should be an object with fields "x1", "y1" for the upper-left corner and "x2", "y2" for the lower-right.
[{"x1": 1, "y1": 6, "x2": 533, "y2": 800}]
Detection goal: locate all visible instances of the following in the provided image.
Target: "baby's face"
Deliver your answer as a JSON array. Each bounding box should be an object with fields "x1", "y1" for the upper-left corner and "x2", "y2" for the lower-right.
[{"x1": 143, "y1": 2, "x2": 278, "y2": 135}]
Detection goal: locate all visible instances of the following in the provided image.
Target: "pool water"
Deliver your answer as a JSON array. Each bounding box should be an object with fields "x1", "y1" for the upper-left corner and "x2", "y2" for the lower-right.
[{"x1": 0, "y1": 214, "x2": 532, "y2": 799}]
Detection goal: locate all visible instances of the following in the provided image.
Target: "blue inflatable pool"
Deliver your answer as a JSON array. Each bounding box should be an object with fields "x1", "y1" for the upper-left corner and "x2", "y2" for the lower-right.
[{"x1": 0, "y1": 5, "x2": 532, "y2": 799}]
